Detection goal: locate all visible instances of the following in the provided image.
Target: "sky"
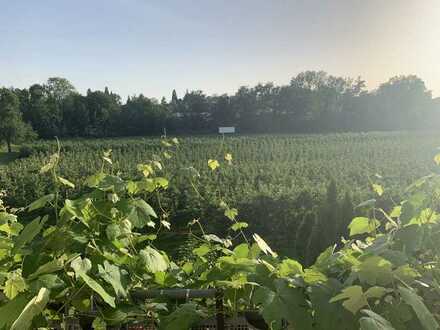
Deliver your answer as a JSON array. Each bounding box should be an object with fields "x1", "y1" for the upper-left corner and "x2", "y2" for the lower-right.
[{"x1": 1, "y1": 0, "x2": 439, "y2": 100}]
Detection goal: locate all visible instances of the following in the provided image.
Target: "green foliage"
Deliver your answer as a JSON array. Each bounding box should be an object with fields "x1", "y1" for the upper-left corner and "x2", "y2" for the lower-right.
[
  {"x1": 0, "y1": 137, "x2": 440, "y2": 330},
  {"x1": 348, "y1": 217, "x2": 380, "y2": 237},
  {"x1": 10, "y1": 288, "x2": 50, "y2": 330},
  {"x1": 3, "y1": 132, "x2": 439, "y2": 262},
  {"x1": 0, "y1": 88, "x2": 36, "y2": 152}
]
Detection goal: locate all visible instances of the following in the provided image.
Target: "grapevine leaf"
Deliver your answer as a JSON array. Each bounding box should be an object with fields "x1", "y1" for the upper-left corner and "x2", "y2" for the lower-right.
[
  {"x1": 203, "y1": 234, "x2": 224, "y2": 244},
  {"x1": 372, "y1": 184, "x2": 384, "y2": 197},
  {"x1": 330, "y1": 285, "x2": 367, "y2": 314},
  {"x1": 390, "y1": 206, "x2": 402, "y2": 218},
  {"x1": 434, "y1": 153, "x2": 440, "y2": 166},
  {"x1": 233, "y1": 244, "x2": 249, "y2": 258},
  {"x1": 92, "y1": 317, "x2": 107, "y2": 330},
  {"x1": 193, "y1": 244, "x2": 211, "y2": 258},
  {"x1": 27, "y1": 194, "x2": 54, "y2": 212},
  {"x1": 31, "y1": 274, "x2": 65, "y2": 290},
  {"x1": 253, "y1": 233, "x2": 277, "y2": 257},
  {"x1": 106, "y1": 224, "x2": 121, "y2": 241},
  {"x1": 128, "y1": 199, "x2": 158, "y2": 229},
  {"x1": 364, "y1": 286, "x2": 389, "y2": 299},
  {"x1": 13, "y1": 216, "x2": 46, "y2": 253},
  {"x1": 10, "y1": 288, "x2": 50, "y2": 330},
  {"x1": 278, "y1": 259, "x2": 304, "y2": 277},
  {"x1": 0, "y1": 295, "x2": 29, "y2": 329},
  {"x1": 348, "y1": 217, "x2": 380, "y2": 236},
  {"x1": 303, "y1": 269, "x2": 327, "y2": 285},
  {"x1": 71, "y1": 257, "x2": 116, "y2": 307},
  {"x1": 356, "y1": 199, "x2": 376, "y2": 209},
  {"x1": 224, "y1": 208, "x2": 238, "y2": 221},
  {"x1": 28, "y1": 258, "x2": 65, "y2": 280},
  {"x1": 225, "y1": 153, "x2": 233, "y2": 164},
  {"x1": 398, "y1": 286, "x2": 440, "y2": 330},
  {"x1": 359, "y1": 309, "x2": 396, "y2": 330},
  {"x1": 86, "y1": 172, "x2": 106, "y2": 188},
  {"x1": 98, "y1": 261, "x2": 127, "y2": 298},
  {"x1": 62, "y1": 198, "x2": 94, "y2": 226},
  {"x1": 0, "y1": 222, "x2": 23, "y2": 236},
  {"x1": 254, "y1": 279, "x2": 313, "y2": 330},
  {"x1": 71, "y1": 256, "x2": 92, "y2": 274},
  {"x1": 39, "y1": 153, "x2": 59, "y2": 174},
  {"x1": 393, "y1": 264, "x2": 420, "y2": 282},
  {"x1": 139, "y1": 246, "x2": 168, "y2": 273},
  {"x1": 207, "y1": 159, "x2": 220, "y2": 171},
  {"x1": 57, "y1": 176, "x2": 75, "y2": 188},
  {"x1": 4, "y1": 272, "x2": 27, "y2": 299},
  {"x1": 355, "y1": 256, "x2": 393, "y2": 286},
  {"x1": 231, "y1": 222, "x2": 248, "y2": 231},
  {"x1": 160, "y1": 303, "x2": 205, "y2": 330}
]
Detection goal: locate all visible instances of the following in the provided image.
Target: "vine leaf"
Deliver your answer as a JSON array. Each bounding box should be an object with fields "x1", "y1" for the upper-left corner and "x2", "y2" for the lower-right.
[
  {"x1": 57, "y1": 176, "x2": 75, "y2": 188},
  {"x1": 92, "y1": 316, "x2": 107, "y2": 330},
  {"x1": 128, "y1": 199, "x2": 157, "y2": 228},
  {"x1": 330, "y1": 285, "x2": 367, "y2": 314},
  {"x1": 140, "y1": 246, "x2": 168, "y2": 273},
  {"x1": 224, "y1": 208, "x2": 238, "y2": 221},
  {"x1": 98, "y1": 261, "x2": 127, "y2": 298},
  {"x1": 207, "y1": 159, "x2": 220, "y2": 171},
  {"x1": 348, "y1": 217, "x2": 380, "y2": 237},
  {"x1": 10, "y1": 288, "x2": 50, "y2": 330},
  {"x1": 0, "y1": 295, "x2": 29, "y2": 329},
  {"x1": 359, "y1": 309, "x2": 396, "y2": 330},
  {"x1": 253, "y1": 233, "x2": 277, "y2": 257},
  {"x1": 160, "y1": 303, "x2": 205, "y2": 330},
  {"x1": 398, "y1": 286, "x2": 440, "y2": 330},
  {"x1": 225, "y1": 153, "x2": 233, "y2": 164},
  {"x1": 27, "y1": 194, "x2": 54, "y2": 212},
  {"x1": 28, "y1": 258, "x2": 65, "y2": 280},
  {"x1": 254, "y1": 279, "x2": 313, "y2": 330},
  {"x1": 4, "y1": 272, "x2": 27, "y2": 300},
  {"x1": 277, "y1": 259, "x2": 304, "y2": 277},
  {"x1": 372, "y1": 184, "x2": 384, "y2": 196},
  {"x1": 231, "y1": 222, "x2": 248, "y2": 231},
  {"x1": 71, "y1": 257, "x2": 116, "y2": 307},
  {"x1": 13, "y1": 216, "x2": 46, "y2": 253},
  {"x1": 355, "y1": 256, "x2": 393, "y2": 286},
  {"x1": 39, "y1": 153, "x2": 59, "y2": 174}
]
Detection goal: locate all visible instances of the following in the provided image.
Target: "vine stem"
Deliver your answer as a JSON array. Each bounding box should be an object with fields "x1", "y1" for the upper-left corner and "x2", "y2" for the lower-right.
[{"x1": 53, "y1": 137, "x2": 61, "y2": 224}]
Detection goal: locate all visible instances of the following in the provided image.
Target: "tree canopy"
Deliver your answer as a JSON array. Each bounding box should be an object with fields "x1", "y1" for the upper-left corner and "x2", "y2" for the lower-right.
[
  {"x1": 1, "y1": 73, "x2": 438, "y2": 141},
  {"x1": 0, "y1": 88, "x2": 36, "y2": 152}
]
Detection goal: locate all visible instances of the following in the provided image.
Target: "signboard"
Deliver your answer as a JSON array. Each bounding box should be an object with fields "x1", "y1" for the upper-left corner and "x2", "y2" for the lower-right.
[{"x1": 218, "y1": 127, "x2": 235, "y2": 134}]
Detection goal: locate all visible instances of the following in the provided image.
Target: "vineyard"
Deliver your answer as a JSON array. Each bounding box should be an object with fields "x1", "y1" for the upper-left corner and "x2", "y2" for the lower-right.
[
  {"x1": 1, "y1": 132, "x2": 440, "y2": 262},
  {"x1": 0, "y1": 134, "x2": 440, "y2": 329}
]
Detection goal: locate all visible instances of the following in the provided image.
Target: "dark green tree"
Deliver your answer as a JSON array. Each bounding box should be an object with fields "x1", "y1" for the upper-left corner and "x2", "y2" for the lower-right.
[
  {"x1": 45, "y1": 77, "x2": 76, "y2": 102},
  {"x1": 0, "y1": 88, "x2": 36, "y2": 152}
]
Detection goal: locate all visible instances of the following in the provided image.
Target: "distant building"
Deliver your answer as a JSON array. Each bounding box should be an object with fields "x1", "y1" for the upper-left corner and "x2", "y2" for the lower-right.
[{"x1": 218, "y1": 127, "x2": 235, "y2": 134}]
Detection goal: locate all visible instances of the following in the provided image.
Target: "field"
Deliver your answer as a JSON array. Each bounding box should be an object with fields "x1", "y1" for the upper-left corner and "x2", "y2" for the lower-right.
[
  {"x1": 1, "y1": 132, "x2": 440, "y2": 261},
  {"x1": 2, "y1": 131, "x2": 440, "y2": 328}
]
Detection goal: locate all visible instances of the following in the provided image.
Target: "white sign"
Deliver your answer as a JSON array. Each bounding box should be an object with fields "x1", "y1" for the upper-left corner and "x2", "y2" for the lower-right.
[{"x1": 218, "y1": 127, "x2": 235, "y2": 134}]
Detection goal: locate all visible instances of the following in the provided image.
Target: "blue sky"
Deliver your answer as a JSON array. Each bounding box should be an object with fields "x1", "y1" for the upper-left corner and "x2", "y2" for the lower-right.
[{"x1": 1, "y1": 0, "x2": 439, "y2": 99}]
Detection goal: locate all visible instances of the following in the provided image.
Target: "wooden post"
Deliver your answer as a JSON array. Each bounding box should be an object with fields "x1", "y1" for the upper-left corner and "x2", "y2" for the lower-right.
[{"x1": 216, "y1": 289, "x2": 225, "y2": 330}]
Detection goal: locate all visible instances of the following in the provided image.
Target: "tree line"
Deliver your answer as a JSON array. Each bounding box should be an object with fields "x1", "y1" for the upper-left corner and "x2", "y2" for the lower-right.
[{"x1": 1, "y1": 71, "x2": 439, "y2": 149}]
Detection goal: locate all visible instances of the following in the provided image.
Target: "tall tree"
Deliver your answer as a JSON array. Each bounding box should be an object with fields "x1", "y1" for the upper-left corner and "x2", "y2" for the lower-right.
[
  {"x1": 45, "y1": 77, "x2": 76, "y2": 102},
  {"x1": 0, "y1": 88, "x2": 36, "y2": 152},
  {"x1": 25, "y1": 84, "x2": 61, "y2": 138}
]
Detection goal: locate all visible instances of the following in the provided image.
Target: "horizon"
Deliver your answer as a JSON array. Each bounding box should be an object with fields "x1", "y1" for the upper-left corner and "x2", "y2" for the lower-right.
[{"x1": 1, "y1": 0, "x2": 440, "y2": 99}]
